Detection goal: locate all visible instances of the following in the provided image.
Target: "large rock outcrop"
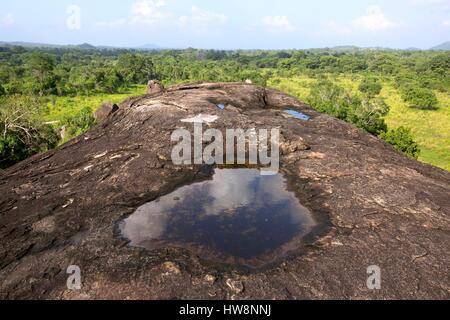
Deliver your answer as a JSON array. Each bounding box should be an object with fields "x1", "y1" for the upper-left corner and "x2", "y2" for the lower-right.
[
  {"x1": 0, "y1": 82, "x2": 449, "y2": 299},
  {"x1": 147, "y1": 80, "x2": 164, "y2": 95},
  {"x1": 94, "y1": 102, "x2": 119, "y2": 123}
]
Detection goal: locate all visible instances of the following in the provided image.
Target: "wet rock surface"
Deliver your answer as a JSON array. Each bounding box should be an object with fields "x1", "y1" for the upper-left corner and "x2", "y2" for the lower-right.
[{"x1": 0, "y1": 82, "x2": 449, "y2": 300}]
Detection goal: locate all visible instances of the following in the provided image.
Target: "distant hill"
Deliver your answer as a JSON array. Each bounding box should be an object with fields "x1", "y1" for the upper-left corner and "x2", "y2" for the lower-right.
[
  {"x1": 1, "y1": 40, "x2": 449, "y2": 51},
  {"x1": 431, "y1": 41, "x2": 450, "y2": 50},
  {"x1": 0, "y1": 41, "x2": 98, "y2": 50},
  {"x1": 307, "y1": 45, "x2": 397, "y2": 53},
  {"x1": 0, "y1": 41, "x2": 61, "y2": 48},
  {"x1": 139, "y1": 44, "x2": 160, "y2": 50},
  {"x1": 0, "y1": 41, "x2": 162, "y2": 51},
  {"x1": 76, "y1": 43, "x2": 96, "y2": 50}
]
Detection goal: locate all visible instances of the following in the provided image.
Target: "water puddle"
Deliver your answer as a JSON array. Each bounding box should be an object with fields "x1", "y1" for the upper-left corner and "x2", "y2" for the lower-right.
[
  {"x1": 118, "y1": 168, "x2": 316, "y2": 268},
  {"x1": 284, "y1": 109, "x2": 310, "y2": 121}
]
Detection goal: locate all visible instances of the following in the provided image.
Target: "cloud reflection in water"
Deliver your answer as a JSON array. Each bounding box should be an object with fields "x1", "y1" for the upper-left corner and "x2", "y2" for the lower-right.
[{"x1": 119, "y1": 169, "x2": 316, "y2": 262}]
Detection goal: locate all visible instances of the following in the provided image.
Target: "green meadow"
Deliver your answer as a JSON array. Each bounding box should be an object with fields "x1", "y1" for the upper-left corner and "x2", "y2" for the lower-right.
[
  {"x1": 269, "y1": 76, "x2": 450, "y2": 171},
  {"x1": 42, "y1": 85, "x2": 147, "y2": 123}
]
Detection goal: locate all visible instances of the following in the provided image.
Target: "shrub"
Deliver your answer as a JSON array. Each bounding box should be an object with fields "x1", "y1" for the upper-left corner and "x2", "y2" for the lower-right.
[
  {"x1": 347, "y1": 98, "x2": 389, "y2": 135},
  {"x1": 358, "y1": 78, "x2": 382, "y2": 97},
  {"x1": 62, "y1": 107, "x2": 97, "y2": 139},
  {"x1": 401, "y1": 87, "x2": 438, "y2": 110},
  {"x1": 308, "y1": 81, "x2": 389, "y2": 135},
  {"x1": 0, "y1": 95, "x2": 58, "y2": 169},
  {"x1": 379, "y1": 127, "x2": 421, "y2": 159},
  {"x1": 307, "y1": 80, "x2": 351, "y2": 119}
]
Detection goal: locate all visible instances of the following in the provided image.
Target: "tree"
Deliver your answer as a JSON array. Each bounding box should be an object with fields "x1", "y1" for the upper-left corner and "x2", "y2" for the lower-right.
[
  {"x1": 116, "y1": 53, "x2": 155, "y2": 84},
  {"x1": 25, "y1": 52, "x2": 56, "y2": 96},
  {"x1": 379, "y1": 127, "x2": 421, "y2": 159},
  {"x1": 0, "y1": 95, "x2": 58, "y2": 169},
  {"x1": 101, "y1": 68, "x2": 125, "y2": 93},
  {"x1": 68, "y1": 66, "x2": 96, "y2": 95},
  {"x1": 368, "y1": 54, "x2": 399, "y2": 75},
  {"x1": 427, "y1": 54, "x2": 450, "y2": 77}
]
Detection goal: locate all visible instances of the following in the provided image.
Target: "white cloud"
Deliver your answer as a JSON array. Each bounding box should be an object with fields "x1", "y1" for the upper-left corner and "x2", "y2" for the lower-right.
[
  {"x1": 1, "y1": 13, "x2": 15, "y2": 27},
  {"x1": 262, "y1": 16, "x2": 295, "y2": 32},
  {"x1": 121, "y1": 169, "x2": 315, "y2": 247},
  {"x1": 179, "y1": 6, "x2": 228, "y2": 28},
  {"x1": 325, "y1": 6, "x2": 397, "y2": 35},
  {"x1": 130, "y1": 0, "x2": 168, "y2": 25},
  {"x1": 443, "y1": 19, "x2": 450, "y2": 26},
  {"x1": 352, "y1": 6, "x2": 397, "y2": 31},
  {"x1": 96, "y1": 0, "x2": 169, "y2": 27},
  {"x1": 96, "y1": 1, "x2": 227, "y2": 32}
]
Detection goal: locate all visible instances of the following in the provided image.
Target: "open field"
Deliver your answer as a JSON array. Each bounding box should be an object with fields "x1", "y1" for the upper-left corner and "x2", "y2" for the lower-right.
[
  {"x1": 269, "y1": 75, "x2": 450, "y2": 171},
  {"x1": 42, "y1": 85, "x2": 147, "y2": 123}
]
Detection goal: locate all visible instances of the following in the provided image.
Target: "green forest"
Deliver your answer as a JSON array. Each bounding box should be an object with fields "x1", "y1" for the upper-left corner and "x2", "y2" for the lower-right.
[{"x1": 0, "y1": 46, "x2": 449, "y2": 170}]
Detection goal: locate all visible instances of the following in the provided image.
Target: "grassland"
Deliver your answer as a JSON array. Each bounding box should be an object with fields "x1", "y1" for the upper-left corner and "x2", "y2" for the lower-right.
[
  {"x1": 382, "y1": 86, "x2": 450, "y2": 171},
  {"x1": 42, "y1": 85, "x2": 147, "y2": 123},
  {"x1": 269, "y1": 75, "x2": 450, "y2": 171}
]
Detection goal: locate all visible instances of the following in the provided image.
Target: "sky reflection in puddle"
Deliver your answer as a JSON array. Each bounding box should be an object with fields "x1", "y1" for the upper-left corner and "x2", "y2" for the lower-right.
[
  {"x1": 119, "y1": 169, "x2": 316, "y2": 267},
  {"x1": 284, "y1": 109, "x2": 311, "y2": 121}
]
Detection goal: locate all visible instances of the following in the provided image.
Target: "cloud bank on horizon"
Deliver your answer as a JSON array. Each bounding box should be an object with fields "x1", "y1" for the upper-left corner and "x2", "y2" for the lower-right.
[{"x1": 0, "y1": 0, "x2": 449, "y2": 49}]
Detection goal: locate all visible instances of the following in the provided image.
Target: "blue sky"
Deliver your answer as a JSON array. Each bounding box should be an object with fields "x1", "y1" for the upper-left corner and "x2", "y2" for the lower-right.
[{"x1": 0, "y1": 0, "x2": 449, "y2": 49}]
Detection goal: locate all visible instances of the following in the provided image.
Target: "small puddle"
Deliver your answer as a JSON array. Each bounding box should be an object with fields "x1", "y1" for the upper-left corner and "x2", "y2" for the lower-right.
[
  {"x1": 118, "y1": 169, "x2": 317, "y2": 268},
  {"x1": 284, "y1": 109, "x2": 310, "y2": 121}
]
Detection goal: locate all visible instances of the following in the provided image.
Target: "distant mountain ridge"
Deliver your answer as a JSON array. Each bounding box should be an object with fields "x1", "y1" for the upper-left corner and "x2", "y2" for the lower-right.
[
  {"x1": 0, "y1": 41, "x2": 62, "y2": 48},
  {"x1": 431, "y1": 41, "x2": 450, "y2": 50},
  {"x1": 0, "y1": 41, "x2": 159, "y2": 51},
  {"x1": 139, "y1": 44, "x2": 160, "y2": 49},
  {"x1": 0, "y1": 41, "x2": 449, "y2": 51},
  {"x1": 0, "y1": 41, "x2": 99, "y2": 50}
]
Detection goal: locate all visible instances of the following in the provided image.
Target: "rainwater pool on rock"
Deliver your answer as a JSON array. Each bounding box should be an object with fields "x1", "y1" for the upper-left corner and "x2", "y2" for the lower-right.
[
  {"x1": 119, "y1": 168, "x2": 317, "y2": 267},
  {"x1": 284, "y1": 109, "x2": 311, "y2": 121}
]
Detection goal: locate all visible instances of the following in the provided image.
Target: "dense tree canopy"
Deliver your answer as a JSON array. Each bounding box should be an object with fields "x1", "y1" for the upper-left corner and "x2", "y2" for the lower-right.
[{"x1": 0, "y1": 46, "x2": 448, "y2": 97}]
